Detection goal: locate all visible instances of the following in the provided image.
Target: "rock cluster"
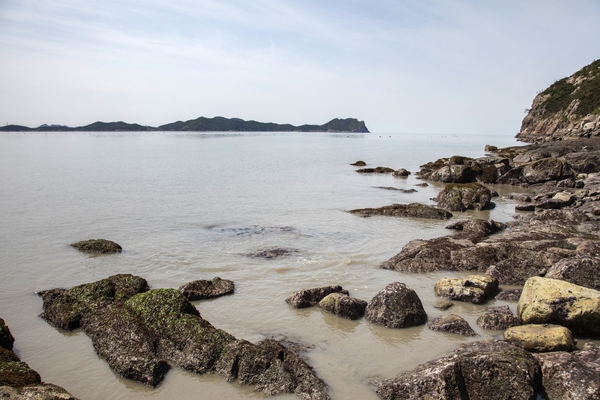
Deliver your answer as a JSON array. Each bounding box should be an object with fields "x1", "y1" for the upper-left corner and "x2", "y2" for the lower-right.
[
  {"x1": 0, "y1": 318, "x2": 78, "y2": 399},
  {"x1": 38, "y1": 275, "x2": 330, "y2": 399}
]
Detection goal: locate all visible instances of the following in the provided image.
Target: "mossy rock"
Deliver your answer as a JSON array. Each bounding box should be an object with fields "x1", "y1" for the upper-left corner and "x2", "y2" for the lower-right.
[
  {"x1": 70, "y1": 239, "x2": 122, "y2": 254},
  {"x1": 318, "y1": 293, "x2": 367, "y2": 320},
  {"x1": 0, "y1": 361, "x2": 41, "y2": 387}
]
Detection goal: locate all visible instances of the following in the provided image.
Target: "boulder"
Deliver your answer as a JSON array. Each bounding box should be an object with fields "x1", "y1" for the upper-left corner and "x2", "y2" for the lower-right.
[
  {"x1": 286, "y1": 285, "x2": 349, "y2": 308},
  {"x1": 318, "y1": 293, "x2": 367, "y2": 320},
  {"x1": 518, "y1": 277, "x2": 600, "y2": 337},
  {"x1": 179, "y1": 277, "x2": 235, "y2": 300},
  {"x1": 70, "y1": 238, "x2": 122, "y2": 254},
  {"x1": 392, "y1": 168, "x2": 411, "y2": 177},
  {"x1": 364, "y1": 282, "x2": 427, "y2": 328},
  {"x1": 485, "y1": 144, "x2": 498, "y2": 152},
  {"x1": 376, "y1": 340, "x2": 542, "y2": 400},
  {"x1": 476, "y1": 305, "x2": 522, "y2": 330},
  {"x1": 504, "y1": 324, "x2": 576, "y2": 352},
  {"x1": 0, "y1": 318, "x2": 14, "y2": 350},
  {"x1": 495, "y1": 289, "x2": 523, "y2": 301},
  {"x1": 426, "y1": 314, "x2": 477, "y2": 336},
  {"x1": 434, "y1": 275, "x2": 499, "y2": 304},
  {"x1": 356, "y1": 166, "x2": 395, "y2": 173},
  {"x1": 545, "y1": 255, "x2": 600, "y2": 290},
  {"x1": 348, "y1": 203, "x2": 452, "y2": 219},
  {"x1": 533, "y1": 342, "x2": 600, "y2": 400},
  {"x1": 436, "y1": 183, "x2": 494, "y2": 212}
]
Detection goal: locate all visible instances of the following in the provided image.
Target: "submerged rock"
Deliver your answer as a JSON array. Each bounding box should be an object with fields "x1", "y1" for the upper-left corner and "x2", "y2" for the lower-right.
[
  {"x1": 533, "y1": 342, "x2": 600, "y2": 400},
  {"x1": 476, "y1": 305, "x2": 521, "y2": 330},
  {"x1": 376, "y1": 340, "x2": 542, "y2": 400},
  {"x1": 318, "y1": 293, "x2": 367, "y2": 320},
  {"x1": 348, "y1": 203, "x2": 452, "y2": 220},
  {"x1": 355, "y1": 166, "x2": 395, "y2": 173},
  {"x1": 518, "y1": 277, "x2": 600, "y2": 337},
  {"x1": 70, "y1": 238, "x2": 122, "y2": 254},
  {"x1": 39, "y1": 276, "x2": 330, "y2": 398},
  {"x1": 426, "y1": 314, "x2": 477, "y2": 336},
  {"x1": 436, "y1": 183, "x2": 494, "y2": 211},
  {"x1": 504, "y1": 324, "x2": 576, "y2": 352},
  {"x1": 246, "y1": 247, "x2": 299, "y2": 259},
  {"x1": 434, "y1": 275, "x2": 499, "y2": 304},
  {"x1": 364, "y1": 282, "x2": 427, "y2": 329},
  {"x1": 179, "y1": 277, "x2": 235, "y2": 300},
  {"x1": 286, "y1": 285, "x2": 349, "y2": 309}
]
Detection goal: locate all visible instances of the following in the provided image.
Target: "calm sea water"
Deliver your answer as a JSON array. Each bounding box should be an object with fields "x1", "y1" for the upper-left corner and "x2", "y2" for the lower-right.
[{"x1": 0, "y1": 131, "x2": 526, "y2": 399}]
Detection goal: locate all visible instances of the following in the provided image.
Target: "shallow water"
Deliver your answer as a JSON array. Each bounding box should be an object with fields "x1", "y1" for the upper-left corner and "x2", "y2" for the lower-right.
[{"x1": 1, "y1": 131, "x2": 529, "y2": 399}]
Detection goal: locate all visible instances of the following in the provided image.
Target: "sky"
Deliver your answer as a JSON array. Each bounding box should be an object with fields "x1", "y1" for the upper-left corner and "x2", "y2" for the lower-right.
[{"x1": 0, "y1": 0, "x2": 599, "y2": 134}]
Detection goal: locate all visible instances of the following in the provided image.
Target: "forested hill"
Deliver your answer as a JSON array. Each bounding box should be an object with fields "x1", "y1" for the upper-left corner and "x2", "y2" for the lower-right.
[{"x1": 0, "y1": 117, "x2": 369, "y2": 133}]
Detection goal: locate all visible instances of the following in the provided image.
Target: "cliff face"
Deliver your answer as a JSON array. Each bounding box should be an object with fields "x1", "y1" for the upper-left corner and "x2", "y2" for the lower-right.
[{"x1": 517, "y1": 59, "x2": 600, "y2": 143}]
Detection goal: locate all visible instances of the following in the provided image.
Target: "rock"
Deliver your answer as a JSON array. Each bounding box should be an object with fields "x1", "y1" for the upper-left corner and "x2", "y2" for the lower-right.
[
  {"x1": 376, "y1": 340, "x2": 542, "y2": 400},
  {"x1": 246, "y1": 247, "x2": 299, "y2": 259},
  {"x1": 374, "y1": 186, "x2": 417, "y2": 193},
  {"x1": 0, "y1": 360, "x2": 41, "y2": 388},
  {"x1": 434, "y1": 275, "x2": 499, "y2": 304},
  {"x1": 504, "y1": 324, "x2": 576, "y2": 352},
  {"x1": 436, "y1": 183, "x2": 494, "y2": 211},
  {"x1": 485, "y1": 144, "x2": 498, "y2": 152},
  {"x1": 318, "y1": 293, "x2": 367, "y2": 320},
  {"x1": 415, "y1": 182, "x2": 429, "y2": 187},
  {"x1": 512, "y1": 193, "x2": 533, "y2": 202},
  {"x1": 516, "y1": 204, "x2": 536, "y2": 211},
  {"x1": 0, "y1": 318, "x2": 14, "y2": 350},
  {"x1": 521, "y1": 158, "x2": 574, "y2": 184},
  {"x1": 286, "y1": 285, "x2": 349, "y2": 308},
  {"x1": 179, "y1": 277, "x2": 235, "y2": 300},
  {"x1": 417, "y1": 158, "x2": 480, "y2": 183},
  {"x1": 356, "y1": 166, "x2": 395, "y2": 173},
  {"x1": 444, "y1": 219, "x2": 506, "y2": 237},
  {"x1": 518, "y1": 277, "x2": 600, "y2": 337},
  {"x1": 392, "y1": 168, "x2": 411, "y2": 177},
  {"x1": 39, "y1": 277, "x2": 330, "y2": 397},
  {"x1": 476, "y1": 305, "x2": 522, "y2": 330},
  {"x1": 433, "y1": 300, "x2": 454, "y2": 310},
  {"x1": 545, "y1": 255, "x2": 600, "y2": 290},
  {"x1": 426, "y1": 314, "x2": 477, "y2": 336},
  {"x1": 350, "y1": 160, "x2": 366, "y2": 166},
  {"x1": 0, "y1": 384, "x2": 79, "y2": 399},
  {"x1": 364, "y1": 282, "x2": 427, "y2": 328},
  {"x1": 348, "y1": 203, "x2": 452, "y2": 219},
  {"x1": 533, "y1": 342, "x2": 600, "y2": 400},
  {"x1": 70, "y1": 238, "x2": 122, "y2": 254},
  {"x1": 495, "y1": 289, "x2": 522, "y2": 301}
]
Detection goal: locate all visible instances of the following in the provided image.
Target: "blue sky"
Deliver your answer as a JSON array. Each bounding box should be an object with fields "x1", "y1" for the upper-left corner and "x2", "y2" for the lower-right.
[{"x1": 0, "y1": 0, "x2": 599, "y2": 134}]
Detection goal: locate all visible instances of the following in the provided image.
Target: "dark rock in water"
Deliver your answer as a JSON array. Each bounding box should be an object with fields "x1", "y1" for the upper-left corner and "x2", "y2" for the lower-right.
[
  {"x1": 350, "y1": 160, "x2": 366, "y2": 166},
  {"x1": 485, "y1": 144, "x2": 498, "y2": 152},
  {"x1": 39, "y1": 277, "x2": 330, "y2": 398},
  {"x1": 415, "y1": 182, "x2": 429, "y2": 187},
  {"x1": 286, "y1": 285, "x2": 349, "y2": 308},
  {"x1": 434, "y1": 275, "x2": 499, "y2": 304},
  {"x1": 376, "y1": 340, "x2": 542, "y2": 400},
  {"x1": 516, "y1": 204, "x2": 536, "y2": 211},
  {"x1": 179, "y1": 277, "x2": 235, "y2": 300},
  {"x1": 246, "y1": 247, "x2": 299, "y2": 259},
  {"x1": 392, "y1": 168, "x2": 411, "y2": 177},
  {"x1": 0, "y1": 319, "x2": 78, "y2": 398},
  {"x1": 318, "y1": 293, "x2": 367, "y2": 320},
  {"x1": 533, "y1": 342, "x2": 600, "y2": 400},
  {"x1": 70, "y1": 238, "x2": 122, "y2": 254},
  {"x1": 38, "y1": 274, "x2": 150, "y2": 331},
  {"x1": 476, "y1": 305, "x2": 522, "y2": 330},
  {"x1": 545, "y1": 255, "x2": 600, "y2": 290},
  {"x1": 495, "y1": 289, "x2": 522, "y2": 301},
  {"x1": 348, "y1": 203, "x2": 452, "y2": 220},
  {"x1": 374, "y1": 186, "x2": 417, "y2": 193},
  {"x1": 364, "y1": 282, "x2": 427, "y2": 328},
  {"x1": 356, "y1": 166, "x2": 395, "y2": 173},
  {"x1": 436, "y1": 183, "x2": 494, "y2": 211},
  {"x1": 0, "y1": 318, "x2": 14, "y2": 350},
  {"x1": 426, "y1": 314, "x2": 477, "y2": 336}
]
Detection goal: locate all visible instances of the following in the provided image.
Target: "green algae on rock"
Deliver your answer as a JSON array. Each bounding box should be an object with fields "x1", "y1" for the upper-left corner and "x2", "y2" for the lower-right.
[{"x1": 70, "y1": 238, "x2": 122, "y2": 254}]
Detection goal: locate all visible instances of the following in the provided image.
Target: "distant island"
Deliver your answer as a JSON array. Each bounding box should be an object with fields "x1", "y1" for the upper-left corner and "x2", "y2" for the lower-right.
[{"x1": 0, "y1": 117, "x2": 369, "y2": 133}]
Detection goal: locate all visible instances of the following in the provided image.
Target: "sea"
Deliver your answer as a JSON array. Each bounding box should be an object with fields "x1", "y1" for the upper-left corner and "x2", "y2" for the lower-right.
[{"x1": 0, "y1": 131, "x2": 529, "y2": 399}]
